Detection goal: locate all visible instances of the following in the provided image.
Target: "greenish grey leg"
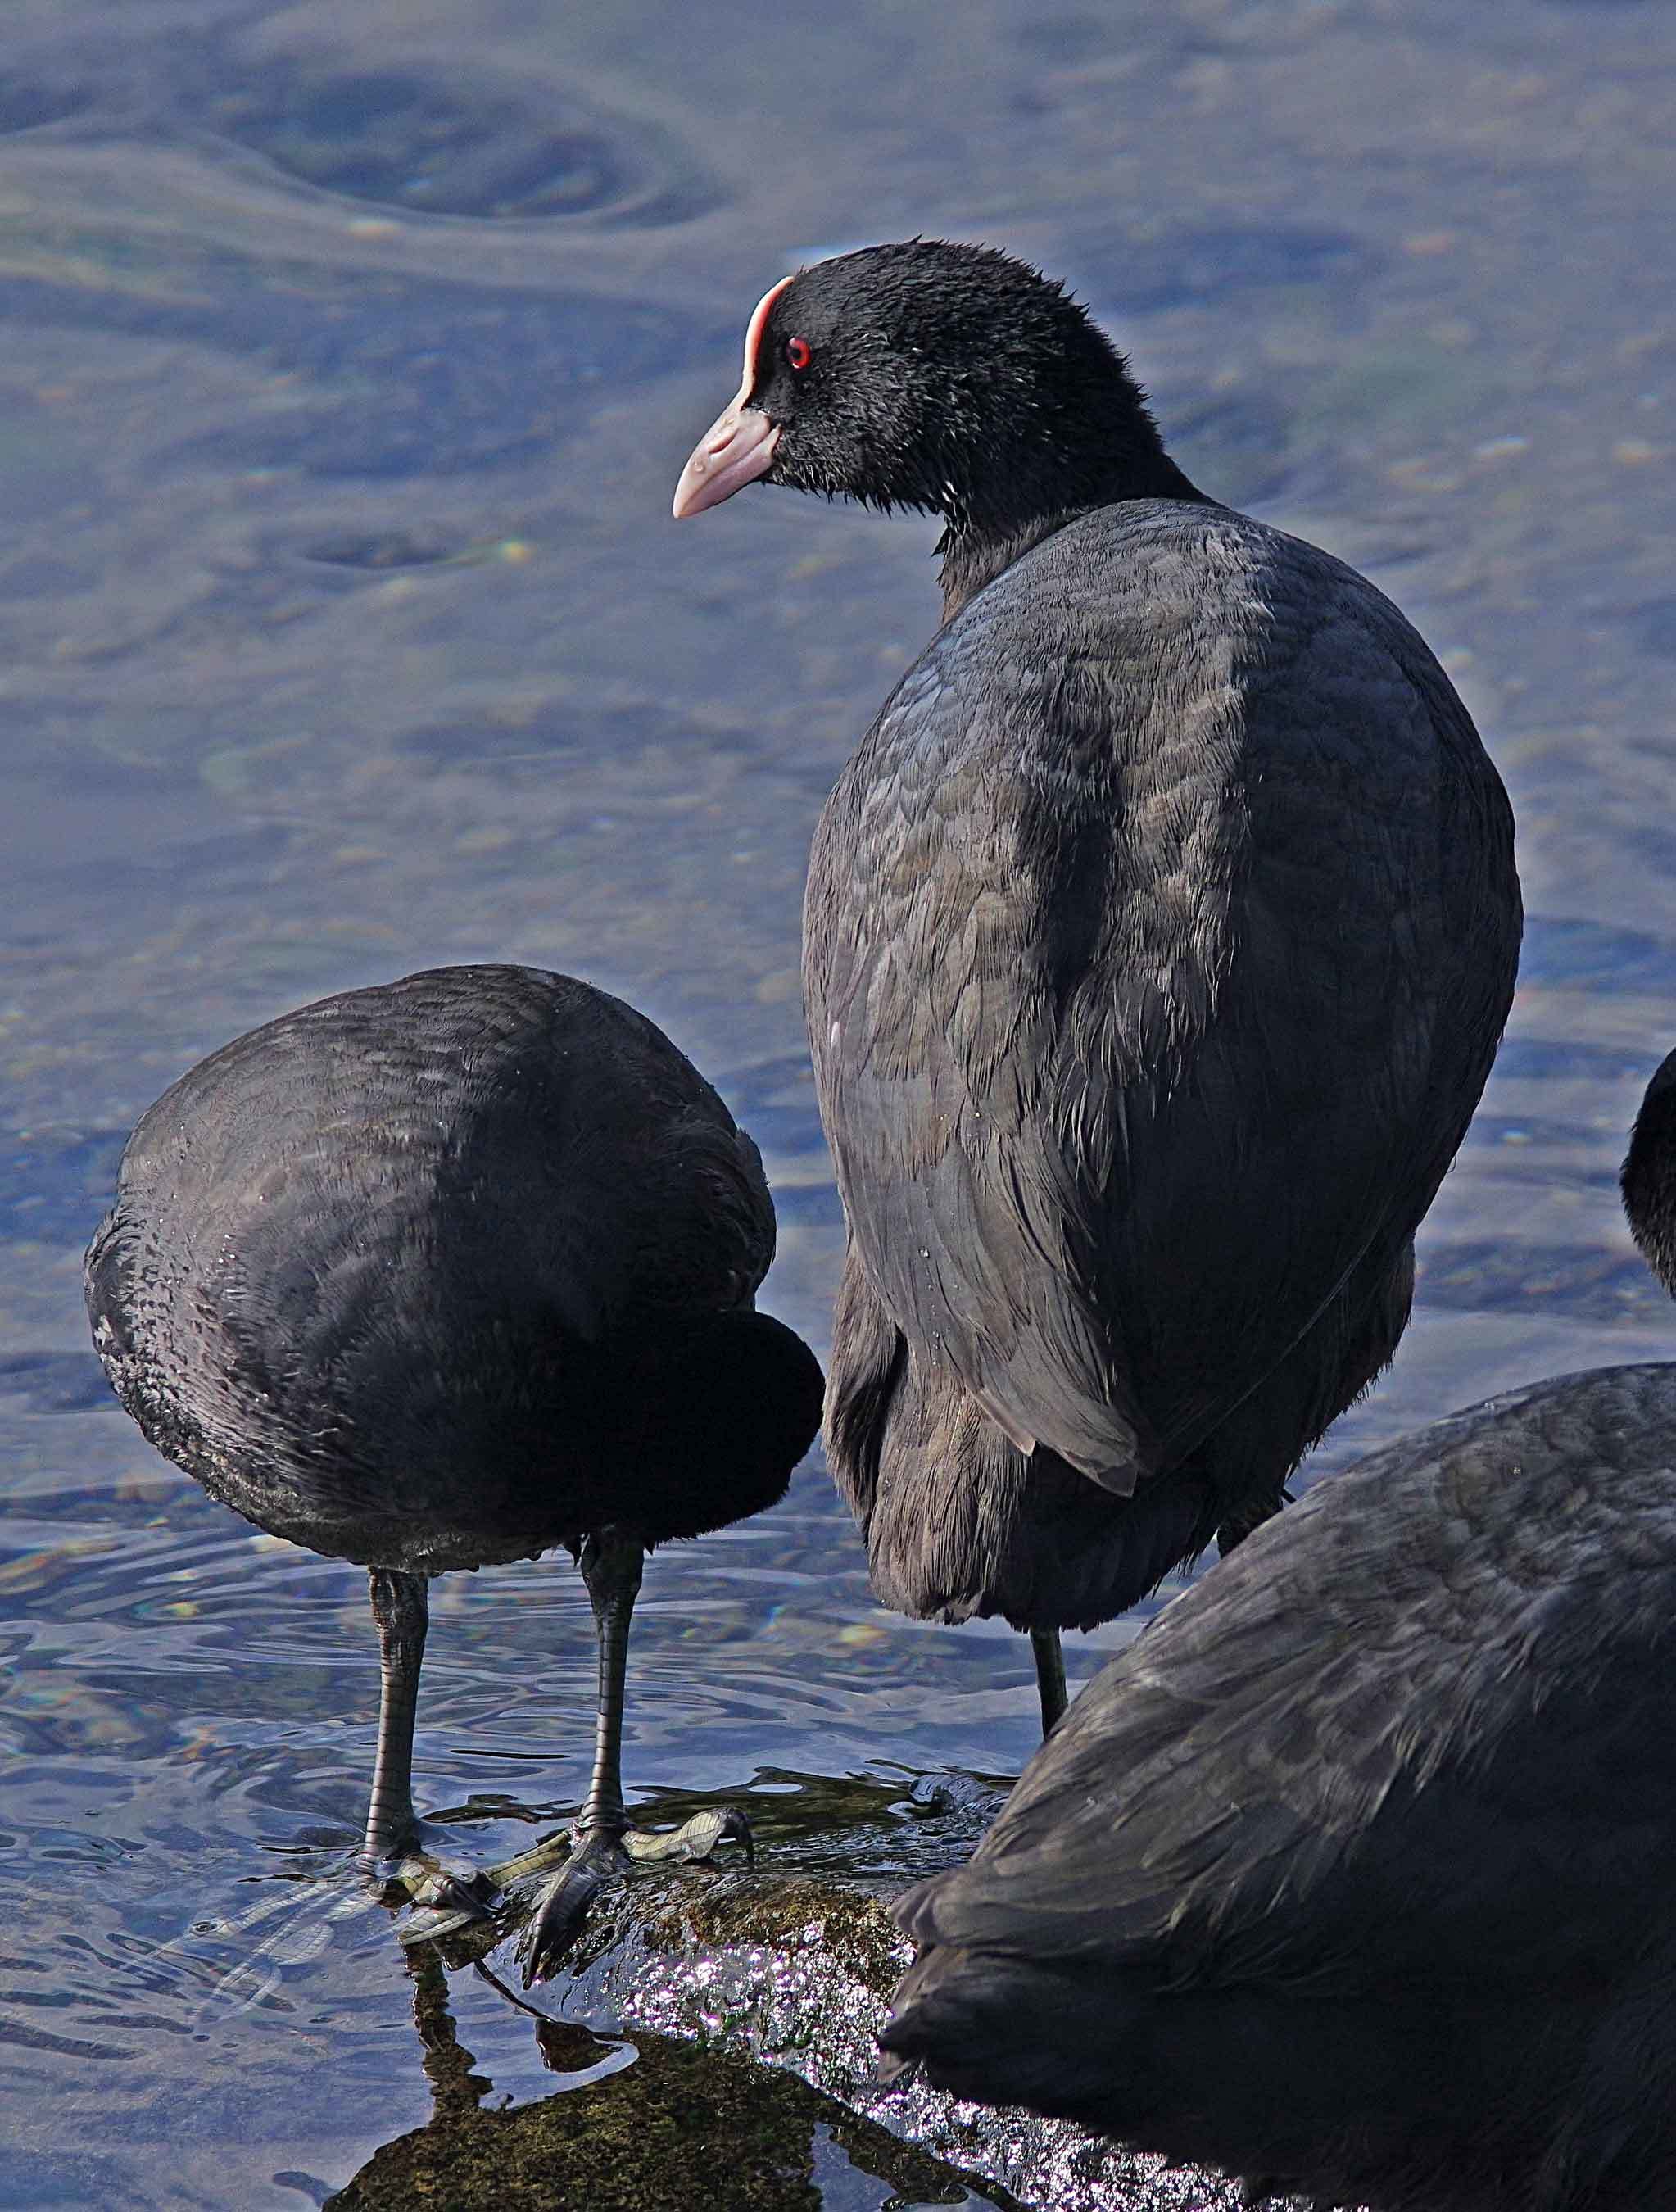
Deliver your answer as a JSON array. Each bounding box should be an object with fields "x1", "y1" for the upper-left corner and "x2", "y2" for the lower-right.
[
  {"x1": 365, "y1": 1568, "x2": 428, "y2": 1861},
  {"x1": 366, "y1": 1567, "x2": 495, "y2": 1931},
  {"x1": 1031, "y1": 1625, "x2": 1067, "y2": 1736},
  {"x1": 517, "y1": 1526, "x2": 753, "y2": 1984}
]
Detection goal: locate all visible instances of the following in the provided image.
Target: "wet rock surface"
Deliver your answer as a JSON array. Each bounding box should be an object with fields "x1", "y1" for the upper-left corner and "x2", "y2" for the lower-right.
[
  {"x1": 400, "y1": 1787, "x2": 1299, "y2": 2212},
  {"x1": 560, "y1": 1875, "x2": 1268, "y2": 2212},
  {"x1": 329, "y1": 1952, "x2": 1021, "y2": 2210}
]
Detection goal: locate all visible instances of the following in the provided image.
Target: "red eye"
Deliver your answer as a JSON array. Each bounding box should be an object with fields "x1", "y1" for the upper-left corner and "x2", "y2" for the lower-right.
[{"x1": 786, "y1": 336, "x2": 812, "y2": 372}]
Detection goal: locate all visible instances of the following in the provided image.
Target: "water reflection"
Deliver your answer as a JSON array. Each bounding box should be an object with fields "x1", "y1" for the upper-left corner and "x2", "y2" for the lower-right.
[{"x1": 324, "y1": 1949, "x2": 1010, "y2": 2210}]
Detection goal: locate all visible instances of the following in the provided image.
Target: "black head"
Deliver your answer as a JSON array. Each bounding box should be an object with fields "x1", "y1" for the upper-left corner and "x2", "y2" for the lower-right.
[
  {"x1": 604, "y1": 1309, "x2": 823, "y2": 1547},
  {"x1": 673, "y1": 239, "x2": 1197, "y2": 547},
  {"x1": 1622, "y1": 1047, "x2": 1676, "y2": 1299}
]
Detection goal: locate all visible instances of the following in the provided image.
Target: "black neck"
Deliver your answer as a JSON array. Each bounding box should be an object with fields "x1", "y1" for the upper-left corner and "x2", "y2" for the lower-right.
[{"x1": 936, "y1": 451, "x2": 1206, "y2": 622}]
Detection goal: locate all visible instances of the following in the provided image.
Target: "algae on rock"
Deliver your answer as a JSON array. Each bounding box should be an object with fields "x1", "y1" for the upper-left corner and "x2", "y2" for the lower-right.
[{"x1": 328, "y1": 1950, "x2": 1018, "y2": 2211}]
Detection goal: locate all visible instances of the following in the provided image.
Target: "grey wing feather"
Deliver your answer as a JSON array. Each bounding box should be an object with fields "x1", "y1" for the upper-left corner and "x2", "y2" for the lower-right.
[
  {"x1": 898, "y1": 1367, "x2": 1676, "y2": 1992},
  {"x1": 806, "y1": 507, "x2": 1519, "y2": 1495},
  {"x1": 807, "y1": 642, "x2": 1153, "y2": 1486}
]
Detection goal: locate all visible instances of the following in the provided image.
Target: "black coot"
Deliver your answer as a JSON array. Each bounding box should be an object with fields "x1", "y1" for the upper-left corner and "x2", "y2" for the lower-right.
[
  {"x1": 880, "y1": 1054, "x2": 1676, "y2": 2212},
  {"x1": 86, "y1": 966, "x2": 822, "y2": 1974},
  {"x1": 675, "y1": 238, "x2": 1522, "y2": 1732}
]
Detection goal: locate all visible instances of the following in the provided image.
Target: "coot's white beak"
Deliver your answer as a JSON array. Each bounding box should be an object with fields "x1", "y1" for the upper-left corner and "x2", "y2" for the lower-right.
[
  {"x1": 672, "y1": 405, "x2": 781, "y2": 519},
  {"x1": 672, "y1": 274, "x2": 792, "y2": 519}
]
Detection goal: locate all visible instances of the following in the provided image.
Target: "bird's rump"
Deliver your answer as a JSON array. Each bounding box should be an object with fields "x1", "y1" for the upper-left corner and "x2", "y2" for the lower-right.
[{"x1": 88, "y1": 967, "x2": 782, "y2": 1557}]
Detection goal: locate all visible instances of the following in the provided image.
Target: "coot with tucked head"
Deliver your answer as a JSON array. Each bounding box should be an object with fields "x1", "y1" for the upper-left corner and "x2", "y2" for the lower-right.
[
  {"x1": 86, "y1": 966, "x2": 822, "y2": 1974},
  {"x1": 881, "y1": 1054, "x2": 1676, "y2": 2212},
  {"x1": 676, "y1": 238, "x2": 1522, "y2": 1732}
]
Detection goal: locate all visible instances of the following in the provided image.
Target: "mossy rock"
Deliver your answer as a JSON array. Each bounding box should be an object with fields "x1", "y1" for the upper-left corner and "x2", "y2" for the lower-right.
[
  {"x1": 328, "y1": 1997, "x2": 1019, "y2": 2211},
  {"x1": 580, "y1": 1873, "x2": 908, "y2": 1988}
]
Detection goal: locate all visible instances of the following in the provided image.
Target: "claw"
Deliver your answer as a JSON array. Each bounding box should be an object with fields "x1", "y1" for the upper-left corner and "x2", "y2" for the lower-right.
[
  {"x1": 521, "y1": 1807, "x2": 755, "y2": 1985},
  {"x1": 519, "y1": 1835, "x2": 619, "y2": 1985},
  {"x1": 405, "y1": 1865, "x2": 498, "y2": 1915},
  {"x1": 621, "y1": 1806, "x2": 754, "y2": 1867},
  {"x1": 396, "y1": 1875, "x2": 499, "y2": 1947},
  {"x1": 377, "y1": 1847, "x2": 501, "y2": 1948}
]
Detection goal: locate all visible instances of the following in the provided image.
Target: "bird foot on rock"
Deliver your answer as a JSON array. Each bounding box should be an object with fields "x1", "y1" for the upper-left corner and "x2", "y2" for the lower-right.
[
  {"x1": 365, "y1": 1829, "x2": 502, "y2": 1946},
  {"x1": 619, "y1": 1806, "x2": 751, "y2": 1868},
  {"x1": 520, "y1": 1807, "x2": 753, "y2": 1985},
  {"x1": 388, "y1": 1856, "x2": 501, "y2": 1943}
]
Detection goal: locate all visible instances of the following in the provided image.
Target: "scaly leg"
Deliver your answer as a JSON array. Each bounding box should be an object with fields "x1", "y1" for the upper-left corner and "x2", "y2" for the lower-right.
[
  {"x1": 520, "y1": 1525, "x2": 751, "y2": 1983},
  {"x1": 365, "y1": 1568, "x2": 494, "y2": 1928},
  {"x1": 365, "y1": 1567, "x2": 429, "y2": 1861},
  {"x1": 1030, "y1": 1625, "x2": 1067, "y2": 1736}
]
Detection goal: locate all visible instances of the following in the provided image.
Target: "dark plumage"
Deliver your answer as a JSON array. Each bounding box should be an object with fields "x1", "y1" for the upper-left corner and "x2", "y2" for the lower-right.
[
  {"x1": 676, "y1": 238, "x2": 1521, "y2": 1727},
  {"x1": 879, "y1": 1054, "x2": 1676, "y2": 2212},
  {"x1": 86, "y1": 965, "x2": 822, "y2": 1966}
]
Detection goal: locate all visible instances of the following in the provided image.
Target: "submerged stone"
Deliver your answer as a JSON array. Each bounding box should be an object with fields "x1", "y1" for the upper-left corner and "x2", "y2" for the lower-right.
[{"x1": 328, "y1": 1950, "x2": 1017, "y2": 2210}]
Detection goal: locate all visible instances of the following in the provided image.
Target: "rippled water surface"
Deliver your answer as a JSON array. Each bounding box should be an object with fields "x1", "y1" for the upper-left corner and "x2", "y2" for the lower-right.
[{"x1": 2, "y1": 2, "x2": 1674, "y2": 2203}]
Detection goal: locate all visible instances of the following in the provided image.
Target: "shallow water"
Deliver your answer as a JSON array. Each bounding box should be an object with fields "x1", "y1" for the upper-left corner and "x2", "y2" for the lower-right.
[{"x1": 2, "y1": 1, "x2": 1674, "y2": 2203}]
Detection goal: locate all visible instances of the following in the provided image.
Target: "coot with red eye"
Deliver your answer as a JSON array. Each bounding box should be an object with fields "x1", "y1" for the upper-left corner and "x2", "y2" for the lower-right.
[
  {"x1": 85, "y1": 965, "x2": 823, "y2": 1976},
  {"x1": 880, "y1": 1051, "x2": 1676, "y2": 2212},
  {"x1": 675, "y1": 238, "x2": 1520, "y2": 1737}
]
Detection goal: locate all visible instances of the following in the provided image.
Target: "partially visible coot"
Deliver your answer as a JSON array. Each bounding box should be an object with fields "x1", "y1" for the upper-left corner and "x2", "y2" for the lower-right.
[
  {"x1": 86, "y1": 966, "x2": 822, "y2": 1976},
  {"x1": 675, "y1": 239, "x2": 1521, "y2": 1732},
  {"x1": 880, "y1": 1054, "x2": 1676, "y2": 2212}
]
